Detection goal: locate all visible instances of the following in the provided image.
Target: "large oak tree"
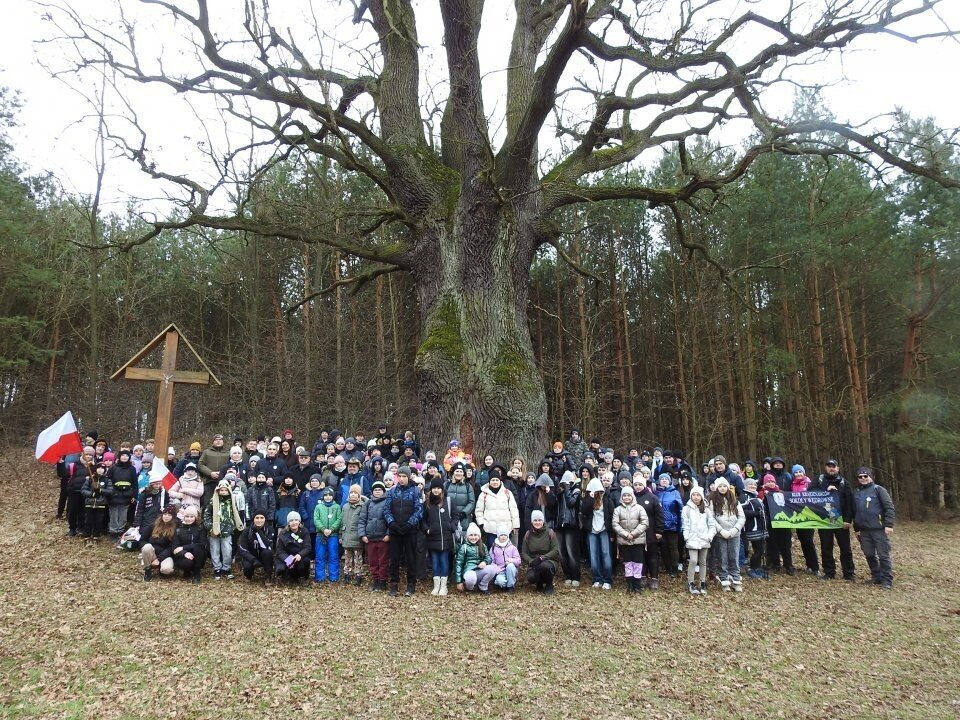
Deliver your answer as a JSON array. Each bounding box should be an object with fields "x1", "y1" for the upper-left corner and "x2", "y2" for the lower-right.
[{"x1": 44, "y1": 0, "x2": 958, "y2": 458}]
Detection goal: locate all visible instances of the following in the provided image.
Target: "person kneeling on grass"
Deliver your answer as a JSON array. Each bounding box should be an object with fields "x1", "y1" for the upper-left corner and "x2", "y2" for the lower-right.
[
  {"x1": 490, "y1": 526, "x2": 521, "y2": 592},
  {"x1": 171, "y1": 506, "x2": 207, "y2": 584},
  {"x1": 521, "y1": 510, "x2": 559, "y2": 595},
  {"x1": 203, "y1": 479, "x2": 244, "y2": 580},
  {"x1": 141, "y1": 505, "x2": 178, "y2": 581},
  {"x1": 275, "y1": 512, "x2": 312, "y2": 585},
  {"x1": 237, "y1": 511, "x2": 275, "y2": 584},
  {"x1": 455, "y1": 523, "x2": 498, "y2": 594}
]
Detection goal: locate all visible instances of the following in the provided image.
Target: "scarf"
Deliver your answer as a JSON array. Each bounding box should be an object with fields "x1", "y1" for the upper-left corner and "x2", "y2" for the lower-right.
[{"x1": 212, "y1": 492, "x2": 243, "y2": 535}]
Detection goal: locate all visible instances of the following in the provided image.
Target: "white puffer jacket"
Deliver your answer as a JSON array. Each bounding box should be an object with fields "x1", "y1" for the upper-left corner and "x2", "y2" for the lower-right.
[
  {"x1": 475, "y1": 485, "x2": 520, "y2": 533},
  {"x1": 612, "y1": 502, "x2": 649, "y2": 546},
  {"x1": 681, "y1": 500, "x2": 716, "y2": 550},
  {"x1": 712, "y1": 501, "x2": 745, "y2": 539}
]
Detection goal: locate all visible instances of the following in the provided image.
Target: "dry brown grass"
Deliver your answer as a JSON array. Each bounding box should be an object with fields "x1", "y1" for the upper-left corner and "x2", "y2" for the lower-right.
[{"x1": 0, "y1": 448, "x2": 958, "y2": 719}]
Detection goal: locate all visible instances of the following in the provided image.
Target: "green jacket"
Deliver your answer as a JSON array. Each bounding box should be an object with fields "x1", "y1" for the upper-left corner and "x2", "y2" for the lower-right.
[
  {"x1": 454, "y1": 541, "x2": 489, "y2": 583},
  {"x1": 340, "y1": 498, "x2": 367, "y2": 548},
  {"x1": 314, "y1": 501, "x2": 343, "y2": 535}
]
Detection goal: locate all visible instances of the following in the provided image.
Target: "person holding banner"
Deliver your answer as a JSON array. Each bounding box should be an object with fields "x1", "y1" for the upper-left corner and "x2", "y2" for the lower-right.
[
  {"x1": 853, "y1": 468, "x2": 895, "y2": 590},
  {"x1": 790, "y1": 466, "x2": 821, "y2": 575},
  {"x1": 810, "y1": 460, "x2": 856, "y2": 581}
]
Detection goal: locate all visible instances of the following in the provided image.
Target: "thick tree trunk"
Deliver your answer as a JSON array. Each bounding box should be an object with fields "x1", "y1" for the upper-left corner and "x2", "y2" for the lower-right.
[{"x1": 413, "y1": 210, "x2": 547, "y2": 462}]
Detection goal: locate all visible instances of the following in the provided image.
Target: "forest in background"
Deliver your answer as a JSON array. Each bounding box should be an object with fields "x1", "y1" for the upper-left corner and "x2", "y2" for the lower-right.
[{"x1": 1, "y1": 89, "x2": 958, "y2": 517}]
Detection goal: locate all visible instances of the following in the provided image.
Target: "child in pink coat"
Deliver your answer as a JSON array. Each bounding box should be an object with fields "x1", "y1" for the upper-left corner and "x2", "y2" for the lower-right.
[{"x1": 489, "y1": 526, "x2": 522, "y2": 591}]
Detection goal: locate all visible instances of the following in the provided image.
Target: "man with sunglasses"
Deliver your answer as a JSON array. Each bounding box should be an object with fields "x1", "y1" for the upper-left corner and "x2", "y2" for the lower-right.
[
  {"x1": 810, "y1": 459, "x2": 856, "y2": 581},
  {"x1": 853, "y1": 467, "x2": 895, "y2": 590}
]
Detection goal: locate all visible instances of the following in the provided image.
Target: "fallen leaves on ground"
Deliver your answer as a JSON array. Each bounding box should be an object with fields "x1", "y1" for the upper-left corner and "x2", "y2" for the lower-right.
[{"x1": 0, "y1": 447, "x2": 958, "y2": 719}]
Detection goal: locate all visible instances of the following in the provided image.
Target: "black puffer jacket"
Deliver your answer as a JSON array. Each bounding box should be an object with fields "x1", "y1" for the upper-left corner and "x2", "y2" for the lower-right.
[
  {"x1": 557, "y1": 483, "x2": 582, "y2": 530},
  {"x1": 422, "y1": 497, "x2": 457, "y2": 552}
]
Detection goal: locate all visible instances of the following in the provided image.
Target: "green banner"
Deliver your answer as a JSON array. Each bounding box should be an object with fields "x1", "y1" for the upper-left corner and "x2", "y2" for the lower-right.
[{"x1": 766, "y1": 490, "x2": 843, "y2": 529}]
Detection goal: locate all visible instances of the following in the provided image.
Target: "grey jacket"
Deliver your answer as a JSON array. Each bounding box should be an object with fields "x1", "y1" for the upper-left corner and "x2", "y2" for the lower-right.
[{"x1": 853, "y1": 482, "x2": 895, "y2": 531}]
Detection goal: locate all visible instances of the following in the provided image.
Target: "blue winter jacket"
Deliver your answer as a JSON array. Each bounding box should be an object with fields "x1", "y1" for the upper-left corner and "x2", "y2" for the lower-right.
[
  {"x1": 656, "y1": 484, "x2": 684, "y2": 532},
  {"x1": 299, "y1": 488, "x2": 324, "y2": 533}
]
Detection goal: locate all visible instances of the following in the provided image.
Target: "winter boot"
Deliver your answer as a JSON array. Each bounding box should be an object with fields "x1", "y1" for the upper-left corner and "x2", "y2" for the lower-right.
[
  {"x1": 143, "y1": 567, "x2": 152, "y2": 582},
  {"x1": 388, "y1": 583, "x2": 399, "y2": 597},
  {"x1": 404, "y1": 582, "x2": 416, "y2": 597},
  {"x1": 689, "y1": 582, "x2": 700, "y2": 596},
  {"x1": 699, "y1": 581, "x2": 708, "y2": 596},
  {"x1": 192, "y1": 569, "x2": 202, "y2": 584},
  {"x1": 438, "y1": 577, "x2": 448, "y2": 596},
  {"x1": 431, "y1": 576, "x2": 441, "y2": 595}
]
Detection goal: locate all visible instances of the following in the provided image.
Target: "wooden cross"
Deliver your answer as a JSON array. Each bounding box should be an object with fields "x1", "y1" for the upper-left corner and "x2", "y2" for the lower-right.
[{"x1": 111, "y1": 323, "x2": 220, "y2": 457}]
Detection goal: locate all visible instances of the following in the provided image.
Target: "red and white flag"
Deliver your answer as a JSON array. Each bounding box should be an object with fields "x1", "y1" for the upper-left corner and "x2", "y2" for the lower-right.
[
  {"x1": 148, "y1": 454, "x2": 178, "y2": 490},
  {"x1": 35, "y1": 411, "x2": 84, "y2": 464}
]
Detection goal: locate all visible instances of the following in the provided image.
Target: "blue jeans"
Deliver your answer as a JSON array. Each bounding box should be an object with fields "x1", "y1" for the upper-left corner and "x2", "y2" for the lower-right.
[
  {"x1": 587, "y1": 532, "x2": 612, "y2": 584},
  {"x1": 494, "y1": 564, "x2": 518, "y2": 588},
  {"x1": 315, "y1": 534, "x2": 340, "y2": 581},
  {"x1": 430, "y1": 550, "x2": 451, "y2": 577}
]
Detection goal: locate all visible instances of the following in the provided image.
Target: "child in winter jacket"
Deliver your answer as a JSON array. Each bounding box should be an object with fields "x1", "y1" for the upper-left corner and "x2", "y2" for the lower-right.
[
  {"x1": 681, "y1": 485, "x2": 716, "y2": 596},
  {"x1": 202, "y1": 479, "x2": 244, "y2": 580},
  {"x1": 299, "y1": 474, "x2": 324, "y2": 549},
  {"x1": 710, "y1": 477, "x2": 746, "y2": 591},
  {"x1": 423, "y1": 478, "x2": 457, "y2": 596},
  {"x1": 358, "y1": 481, "x2": 390, "y2": 591},
  {"x1": 104, "y1": 449, "x2": 138, "y2": 539},
  {"x1": 341, "y1": 484, "x2": 367, "y2": 586},
  {"x1": 275, "y1": 476, "x2": 301, "y2": 528},
  {"x1": 81, "y1": 463, "x2": 109, "y2": 538},
  {"x1": 313, "y1": 486, "x2": 343, "y2": 582},
  {"x1": 612, "y1": 486, "x2": 649, "y2": 593},
  {"x1": 791, "y1": 465, "x2": 820, "y2": 574},
  {"x1": 246, "y1": 473, "x2": 277, "y2": 531},
  {"x1": 170, "y1": 463, "x2": 204, "y2": 517},
  {"x1": 490, "y1": 526, "x2": 522, "y2": 591},
  {"x1": 455, "y1": 523, "x2": 497, "y2": 593},
  {"x1": 739, "y1": 477, "x2": 769, "y2": 579}
]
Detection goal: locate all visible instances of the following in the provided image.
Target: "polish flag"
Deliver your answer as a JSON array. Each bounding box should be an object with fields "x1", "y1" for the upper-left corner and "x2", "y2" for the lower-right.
[
  {"x1": 148, "y1": 455, "x2": 178, "y2": 490},
  {"x1": 35, "y1": 411, "x2": 84, "y2": 464}
]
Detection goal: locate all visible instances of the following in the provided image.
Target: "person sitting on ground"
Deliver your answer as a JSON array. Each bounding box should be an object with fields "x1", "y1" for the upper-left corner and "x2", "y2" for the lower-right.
[
  {"x1": 141, "y1": 505, "x2": 178, "y2": 581},
  {"x1": 455, "y1": 523, "x2": 497, "y2": 594},
  {"x1": 490, "y1": 526, "x2": 522, "y2": 592}
]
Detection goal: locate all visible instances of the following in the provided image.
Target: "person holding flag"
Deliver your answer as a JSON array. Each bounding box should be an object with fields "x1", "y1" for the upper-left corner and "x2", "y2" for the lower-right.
[{"x1": 36, "y1": 411, "x2": 85, "y2": 529}]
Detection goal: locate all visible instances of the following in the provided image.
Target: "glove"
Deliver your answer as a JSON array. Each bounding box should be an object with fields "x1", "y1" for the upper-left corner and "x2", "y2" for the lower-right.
[{"x1": 389, "y1": 522, "x2": 406, "y2": 535}]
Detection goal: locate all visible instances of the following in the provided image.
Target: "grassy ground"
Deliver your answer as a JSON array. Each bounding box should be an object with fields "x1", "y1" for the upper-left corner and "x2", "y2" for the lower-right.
[{"x1": 0, "y1": 448, "x2": 958, "y2": 719}]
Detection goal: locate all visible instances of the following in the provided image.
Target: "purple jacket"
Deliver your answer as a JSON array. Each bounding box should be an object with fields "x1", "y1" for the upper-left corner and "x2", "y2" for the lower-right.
[{"x1": 488, "y1": 542, "x2": 521, "y2": 572}]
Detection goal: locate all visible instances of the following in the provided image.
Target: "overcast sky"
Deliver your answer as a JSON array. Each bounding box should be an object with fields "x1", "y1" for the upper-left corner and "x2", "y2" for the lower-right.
[{"x1": 2, "y1": 1, "x2": 959, "y2": 213}]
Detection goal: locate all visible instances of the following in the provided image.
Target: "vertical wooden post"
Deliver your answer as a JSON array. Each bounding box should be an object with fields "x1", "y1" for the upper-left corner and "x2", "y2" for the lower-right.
[{"x1": 153, "y1": 330, "x2": 179, "y2": 460}]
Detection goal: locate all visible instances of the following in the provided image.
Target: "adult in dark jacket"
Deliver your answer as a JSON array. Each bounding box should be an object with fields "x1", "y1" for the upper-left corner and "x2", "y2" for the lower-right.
[
  {"x1": 256, "y1": 444, "x2": 289, "y2": 483},
  {"x1": 58, "y1": 447, "x2": 94, "y2": 536},
  {"x1": 739, "y1": 478, "x2": 769, "y2": 578},
  {"x1": 525, "y1": 474, "x2": 558, "y2": 530},
  {"x1": 543, "y1": 443, "x2": 575, "y2": 482},
  {"x1": 809, "y1": 459, "x2": 856, "y2": 581},
  {"x1": 521, "y1": 510, "x2": 560, "y2": 594},
  {"x1": 635, "y1": 482, "x2": 664, "y2": 588},
  {"x1": 766, "y1": 456, "x2": 796, "y2": 574},
  {"x1": 171, "y1": 506, "x2": 206, "y2": 582},
  {"x1": 197, "y1": 433, "x2": 230, "y2": 505},
  {"x1": 274, "y1": 512, "x2": 312, "y2": 584},
  {"x1": 219, "y1": 446, "x2": 250, "y2": 485},
  {"x1": 383, "y1": 467, "x2": 423, "y2": 596},
  {"x1": 705, "y1": 456, "x2": 745, "y2": 494},
  {"x1": 341, "y1": 437, "x2": 365, "y2": 464},
  {"x1": 555, "y1": 471, "x2": 582, "y2": 585},
  {"x1": 173, "y1": 443, "x2": 202, "y2": 478},
  {"x1": 237, "y1": 511, "x2": 275, "y2": 582},
  {"x1": 852, "y1": 467, "x2": 895, "y2": 588}
]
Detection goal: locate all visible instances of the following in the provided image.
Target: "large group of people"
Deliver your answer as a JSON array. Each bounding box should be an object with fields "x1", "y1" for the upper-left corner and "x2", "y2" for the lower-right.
[{"x1": 54, "y1": 425, "x2": 897, "y2": 595}]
